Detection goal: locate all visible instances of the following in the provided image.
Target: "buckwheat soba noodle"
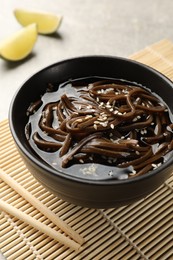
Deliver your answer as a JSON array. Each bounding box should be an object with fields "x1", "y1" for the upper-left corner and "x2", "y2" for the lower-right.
[{"x1": 25, "y1": 77, "x2": 173, "y2": 180}]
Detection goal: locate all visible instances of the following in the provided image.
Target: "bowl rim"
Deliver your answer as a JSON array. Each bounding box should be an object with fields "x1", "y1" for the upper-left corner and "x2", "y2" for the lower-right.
[{"x1": 9, "y1": 55, "x2": 173, "y2": 186}]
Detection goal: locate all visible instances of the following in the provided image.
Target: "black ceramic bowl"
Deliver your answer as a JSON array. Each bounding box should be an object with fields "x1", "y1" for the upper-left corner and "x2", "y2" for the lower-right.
[{"x1": 9, "y1": 56, "x2": 173, "y2": 208}]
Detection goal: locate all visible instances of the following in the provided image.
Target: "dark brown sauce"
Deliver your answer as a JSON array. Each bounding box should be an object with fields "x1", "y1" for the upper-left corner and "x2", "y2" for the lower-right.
[{"x1": 25, "y1": 77, "x2": 173, "y2": 180}]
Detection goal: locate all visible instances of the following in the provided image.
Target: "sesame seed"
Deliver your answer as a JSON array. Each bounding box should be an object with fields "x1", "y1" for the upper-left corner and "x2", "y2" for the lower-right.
[
  {"x1": 88, "y1": 83, "x2": 93, "y2": 89},
  {"x1": 93, "y1": 124, "x2": 98, "y2": 129},
  {"x1": 76, "y1": 119, "x2": 83, "y2": 123},
  {"x1": 105, "y1": 88, "x2": 114, "y2": 93},
  {"x1": 152, "y1": 163, "x2": 157, "y2": 168},
  {"x1": 52, "y1": 162, "x2": 57, "y2": 165},
  {"x1": 79, "y1": 159, "x2": 84, "y2": 163},
  {"x1": 133, "y1": 117, "x2": 138, "y2": 122},
  {"x1": 99, "y1": 102, "x2": 104, "y2": 107},
  {"x1": 152, "y1": 162, "x2": 162, "y2": 169},
  {"x1": 85, "y1": 115, "x2": 93, "y2": 119},
  {"x1": 140, "y1": 129, "x2": 147, "y2": 135},
  {"x1": 97, "y1": 117, "x2": 105, "y2": 122},
  {"x1": 108, "y1": 171, "x2": 113, "y2": 176},
  {"x1": 110, "y1": 124, "x2": 114, "y2": 129},
  {"x1": 130, "y1": 170, "x2": 136, "y2": 175},
  {"x1": 100, "y1": 122, "x2": 108, "y2": 127}
]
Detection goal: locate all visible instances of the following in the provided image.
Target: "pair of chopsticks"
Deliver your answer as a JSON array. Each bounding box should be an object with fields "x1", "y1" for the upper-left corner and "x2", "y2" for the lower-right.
[{"x1": 0, "y1": 169, "x2": 84, "y2": 251}]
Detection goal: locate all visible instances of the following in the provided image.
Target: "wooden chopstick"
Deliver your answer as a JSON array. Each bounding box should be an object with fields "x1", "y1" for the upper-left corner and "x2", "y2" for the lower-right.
[
  {"x1": 0, "y1": 199, "x2": 80, "y2": 251},
  {"x1": 0, "y1": 169, "x2": 84, "y2": 245}
]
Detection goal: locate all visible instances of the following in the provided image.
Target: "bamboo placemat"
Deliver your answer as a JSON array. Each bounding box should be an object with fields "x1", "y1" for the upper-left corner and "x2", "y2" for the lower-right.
[{"x1": 1, "y1": 39, "x2": 173, "y2": 260}]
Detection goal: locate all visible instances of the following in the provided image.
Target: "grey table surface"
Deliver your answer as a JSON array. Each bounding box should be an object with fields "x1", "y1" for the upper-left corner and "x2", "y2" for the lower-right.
[{"x1": 0, "y1": 0, "x2": 173, "y2": 259}]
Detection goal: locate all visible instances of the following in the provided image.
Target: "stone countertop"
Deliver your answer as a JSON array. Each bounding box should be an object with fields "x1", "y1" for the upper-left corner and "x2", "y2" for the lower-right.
[
  {"x1": 1, "y1": 0, "x2": 173, "y2": 122},
  {"x1": 1, "y1": 1, "x2": 173, "y2": 258}
]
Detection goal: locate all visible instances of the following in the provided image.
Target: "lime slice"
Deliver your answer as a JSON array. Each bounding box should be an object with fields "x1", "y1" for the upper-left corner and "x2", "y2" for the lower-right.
[
  {"x1": 14, "y1": 9, "x2": 62, "y2": 35},
  {"x1": 0, "y1": 23, "x2": 37, "y2": 61}
]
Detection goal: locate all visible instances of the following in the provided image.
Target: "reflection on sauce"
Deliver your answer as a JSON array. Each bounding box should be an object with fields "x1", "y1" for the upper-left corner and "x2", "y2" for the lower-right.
[{"x1": 25, "y1": 77, "x2": 173, "y2": 180}]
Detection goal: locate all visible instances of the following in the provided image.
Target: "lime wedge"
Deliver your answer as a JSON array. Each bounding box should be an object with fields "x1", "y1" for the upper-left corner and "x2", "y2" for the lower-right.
[
  {"x1": 0, "y1": 23, "x2": 37, "y2": 61},
  {"x1": 14, "y1": 9, "x2": 62, "y2": 34}
]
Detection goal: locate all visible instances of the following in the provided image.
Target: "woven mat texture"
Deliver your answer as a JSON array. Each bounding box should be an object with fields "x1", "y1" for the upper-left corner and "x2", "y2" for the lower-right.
[{"x1": 0, "y1": 39, "x2": 173, "y2": 260}]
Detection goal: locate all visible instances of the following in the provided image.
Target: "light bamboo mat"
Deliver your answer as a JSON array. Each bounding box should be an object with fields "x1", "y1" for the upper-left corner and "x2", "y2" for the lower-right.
[{"x1": 1, "y1": 39, "x2": 173, "y2": 260}]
